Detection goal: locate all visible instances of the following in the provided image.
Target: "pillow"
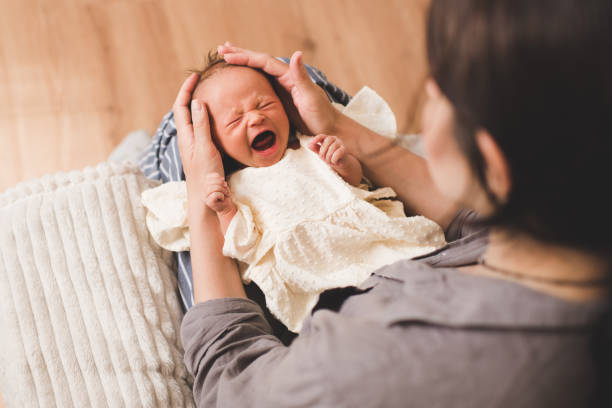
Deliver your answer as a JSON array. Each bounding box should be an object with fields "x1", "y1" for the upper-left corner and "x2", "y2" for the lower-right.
[{"x1": 0, "y1": 162, "x2": 194, "y2": 407}]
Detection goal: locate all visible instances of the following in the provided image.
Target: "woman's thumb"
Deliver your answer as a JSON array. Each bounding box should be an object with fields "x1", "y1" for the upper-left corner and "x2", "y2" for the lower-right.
[{"x1": 289, "y1": 51, "x2": 311, "y2": 89}]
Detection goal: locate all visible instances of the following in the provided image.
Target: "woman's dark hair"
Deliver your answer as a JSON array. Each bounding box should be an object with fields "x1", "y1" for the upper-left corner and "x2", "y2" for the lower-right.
[{"x1": 426, "y1": 0, "x2": 612, "y2": 254}]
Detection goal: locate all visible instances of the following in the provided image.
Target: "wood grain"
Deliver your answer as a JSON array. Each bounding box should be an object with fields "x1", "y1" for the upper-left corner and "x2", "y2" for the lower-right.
[
  {"x1": 0, "y1": 0, "x2": 429, "y2": 193},
  {"x1": 0, "y1": 0, "x2": 429, "y2": 404}
]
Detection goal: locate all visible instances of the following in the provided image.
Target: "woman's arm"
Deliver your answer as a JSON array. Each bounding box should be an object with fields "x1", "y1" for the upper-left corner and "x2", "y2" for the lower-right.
[
  {"x1": 218, "y1": 44, "x2": 457, "y2": 228},
  {"x1": 174, "y1": 73, "x2": 246, "y2": 303},
  {"x1": 181, "y1": 298, "x2": 391, "y2": 408},
  {"x1": 331, "y1": 113, "x2": 458, "y2": 227}
]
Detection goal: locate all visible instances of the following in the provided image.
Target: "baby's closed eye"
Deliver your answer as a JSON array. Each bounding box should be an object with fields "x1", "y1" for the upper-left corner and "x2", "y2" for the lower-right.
[
  {"x1": 257, "y1": 101, "x2": 274, "y2": 109},
  {"x1": 226, "y1": 116, "x2": 242, "y2": 128}
]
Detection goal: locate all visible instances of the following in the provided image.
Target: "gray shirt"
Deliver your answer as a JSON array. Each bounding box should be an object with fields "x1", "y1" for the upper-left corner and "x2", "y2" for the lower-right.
[{"x1": 181, "y1": 211, "x2": 610, "y2": 407}]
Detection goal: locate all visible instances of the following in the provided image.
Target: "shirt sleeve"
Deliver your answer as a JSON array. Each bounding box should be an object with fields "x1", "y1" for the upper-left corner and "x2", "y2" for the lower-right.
[
  {"x1": 222, "y1": 202, "x2": 261, "y2": 264},
  {"x1": 181, "y1": 299, "x2": 342, "y2": 407},
  {"x1": 181, "y1": 295, "x2": 418, "y2": 408}
]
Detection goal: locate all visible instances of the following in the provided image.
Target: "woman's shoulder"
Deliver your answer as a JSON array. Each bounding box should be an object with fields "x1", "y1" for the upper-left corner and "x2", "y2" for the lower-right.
[{"x1": 345, "y1": 258, "x2": 609, "y2": 329}]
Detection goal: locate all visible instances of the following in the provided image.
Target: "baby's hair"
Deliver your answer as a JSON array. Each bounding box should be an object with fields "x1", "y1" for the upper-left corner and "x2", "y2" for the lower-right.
[{"x1": 187, "y1": 49, "x2": 231, "y2": 86}]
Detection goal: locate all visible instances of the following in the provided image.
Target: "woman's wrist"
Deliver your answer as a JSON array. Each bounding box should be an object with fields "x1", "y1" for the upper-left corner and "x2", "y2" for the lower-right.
[
  {"x1": 187, "y1": 195, "x2": 214, "y2": 222},
  {"x1": 187, "y1": 201, "x2": 246, "y2": 303},
  {"x1": 217, "y1": 206, "x2": 237, "y2": 235},
  {"x1": 330, "y1": 113, "x2": 372, "y2": 156}
]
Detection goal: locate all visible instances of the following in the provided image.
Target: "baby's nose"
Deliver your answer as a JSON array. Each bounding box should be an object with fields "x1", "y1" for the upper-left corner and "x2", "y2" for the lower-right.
[{"x1": 246, "y1": 111, "x2": 265, "y2": 126}]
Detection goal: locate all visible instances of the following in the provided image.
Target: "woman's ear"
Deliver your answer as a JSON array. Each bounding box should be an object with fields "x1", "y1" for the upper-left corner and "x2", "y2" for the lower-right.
[{"x1": 475, "y1": 130, "x2": 511, "y2": 203}]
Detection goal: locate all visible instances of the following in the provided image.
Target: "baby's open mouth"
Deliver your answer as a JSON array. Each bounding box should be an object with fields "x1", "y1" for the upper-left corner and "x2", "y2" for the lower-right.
[{"x1": 251, "y1": 130, "x2": 276, "y2": 151}]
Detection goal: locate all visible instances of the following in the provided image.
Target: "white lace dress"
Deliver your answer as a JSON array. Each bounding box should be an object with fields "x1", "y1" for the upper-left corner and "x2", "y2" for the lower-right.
[{"x1": 223, "y1": 136, "x2": 445, "y2": 332}]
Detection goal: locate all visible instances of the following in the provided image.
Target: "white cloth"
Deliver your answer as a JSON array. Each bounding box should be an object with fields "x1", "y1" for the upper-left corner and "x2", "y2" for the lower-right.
[
  {"x1": 141, "y1": 87, "x2": 445, "y2": 332},
  {"x1": 224, "y1": 137, "x2": 445, "y2": 332}
]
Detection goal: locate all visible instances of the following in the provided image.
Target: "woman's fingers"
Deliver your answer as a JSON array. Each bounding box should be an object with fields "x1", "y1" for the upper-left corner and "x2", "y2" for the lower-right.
[
  {"x1": 174, "y1": 73, "x2": 200, "y2": 164},
  {"x1": 219, "y1": 43, "x2": 338, "y2": 136},
  {"x1": 289, "y1": 51, "x2": 312, "y2": 91},
  {"x1": 218, "y1": 44, "x2": 289, "y2": 79},
  {"x1": 174, "y1": 73, "x2": 200, "y2": 138},
  {"x1": 191, "y1": 99, "x2": 213, "y2": 144},
  {"x1": 189, "y1": 100, "x2": 225, "y2": 179}
]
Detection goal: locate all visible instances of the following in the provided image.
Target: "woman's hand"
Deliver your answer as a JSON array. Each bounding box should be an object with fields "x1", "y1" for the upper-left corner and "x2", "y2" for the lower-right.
[
  {"x1": 173, "y1": 73, "x2": 246, "y2": 302},
  {"x1": 174, "y1": 73, "x2": 225, "y2": 209},
  {"x1": 218, "y1": 42, "x2": 339, "y2": 136}
]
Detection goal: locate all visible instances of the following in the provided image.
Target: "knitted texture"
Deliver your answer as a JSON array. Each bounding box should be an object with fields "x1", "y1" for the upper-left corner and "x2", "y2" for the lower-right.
[{"x1": 0, "y1": 162, "x2": 194, "y2": 407}]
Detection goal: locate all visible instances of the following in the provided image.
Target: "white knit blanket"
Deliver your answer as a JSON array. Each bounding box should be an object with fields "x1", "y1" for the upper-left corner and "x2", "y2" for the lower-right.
[{"x1": 0, "y1": 162, "x2": 194, "y2": 407}]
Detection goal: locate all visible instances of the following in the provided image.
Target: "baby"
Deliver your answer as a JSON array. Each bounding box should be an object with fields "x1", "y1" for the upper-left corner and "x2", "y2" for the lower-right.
[
  {"x1": 191, "y1": 52, "x2": 365, "y2": 232},
  {"x1": 144, "y1": 52, "x2": 446, "y2": 332}
]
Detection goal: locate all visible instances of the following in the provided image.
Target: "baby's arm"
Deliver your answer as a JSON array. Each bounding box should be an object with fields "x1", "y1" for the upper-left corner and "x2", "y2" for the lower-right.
[
  {"x1": 308, "y1": 134, "x2": 363, "y2": 186},
  {"x1": 205, "y1": 173, "x2": 237, "y2": 235}
]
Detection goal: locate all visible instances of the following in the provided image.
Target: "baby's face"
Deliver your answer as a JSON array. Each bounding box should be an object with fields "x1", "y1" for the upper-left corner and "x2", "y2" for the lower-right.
[{"x1": 194, "y1": 66, "x2": 290, "y2": 168}]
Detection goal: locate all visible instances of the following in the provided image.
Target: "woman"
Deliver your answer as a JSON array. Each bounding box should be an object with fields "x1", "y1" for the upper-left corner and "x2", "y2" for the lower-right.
[{"x1": 175, "y1": 0, "x2": 611, "y2": 406}]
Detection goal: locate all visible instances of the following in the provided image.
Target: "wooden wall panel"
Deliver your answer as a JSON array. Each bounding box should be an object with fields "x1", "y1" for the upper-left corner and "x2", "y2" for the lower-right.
[{"x1": 0, "y1": 0, "x2": 430, "y2": 192}]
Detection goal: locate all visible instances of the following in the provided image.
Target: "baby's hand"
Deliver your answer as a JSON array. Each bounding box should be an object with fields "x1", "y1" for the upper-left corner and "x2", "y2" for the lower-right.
[
  {"x1": 205, "y1": 172, "x2": 235, "y2": 214},
  {"x1": 308, "y1": 134, "x2": 363, "y2": 186},
  {"x1": 308, "y1": 134, "x2": 348, "y2": 170}
]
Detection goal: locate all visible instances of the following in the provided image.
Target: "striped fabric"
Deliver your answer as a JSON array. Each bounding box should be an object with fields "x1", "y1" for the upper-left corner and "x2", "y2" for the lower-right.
[
  {"x1": 0, "y1": 162, "x2": 194, "y2": 407},
  {"x1": 139, "y1": 60, "x2": 351, "y2": 312}
]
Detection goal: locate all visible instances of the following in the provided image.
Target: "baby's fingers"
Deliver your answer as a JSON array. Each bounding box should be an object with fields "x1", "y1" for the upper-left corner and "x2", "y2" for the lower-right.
[
  {"x1": 307, "y1": 134, "x2": 326, "y2": 154},
  {"x1": 205, "y1": 192, "x2": 226, "y2": 209},
  {"x1": 318, "y1": 136, "x2": 336, "y2": 161},
  {"x1": 325, "y1": 142, "x2": 339, "y2": 162},
  {"x1": 211, "y1": 192, "x2": 225, "y2": 202},
  {"x1": 330, "y1": 145, "x2": 345, "y2": 165},
  {"x1": 205, "y1": 180, "x2": 230, "y2": 197}
]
